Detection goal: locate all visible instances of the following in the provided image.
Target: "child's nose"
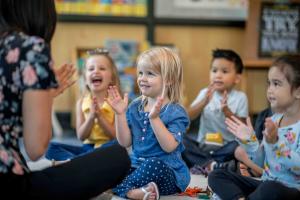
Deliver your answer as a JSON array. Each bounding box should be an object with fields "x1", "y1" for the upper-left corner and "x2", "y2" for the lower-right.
[
  {"x1": 215, "y1": 71, "x2": 222, "y2": 77},
  {"x1": 139, "y1": 74, "x2": 147, "y2": 80},
  {"x1": 267, "y1": 86, "x2": 273, "y2": 93}
]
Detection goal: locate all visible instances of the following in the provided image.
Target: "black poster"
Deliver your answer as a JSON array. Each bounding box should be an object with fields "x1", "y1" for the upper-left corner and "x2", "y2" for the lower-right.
[{"x1": 259, "y1": 3, "x2": 300, "y2": 57}]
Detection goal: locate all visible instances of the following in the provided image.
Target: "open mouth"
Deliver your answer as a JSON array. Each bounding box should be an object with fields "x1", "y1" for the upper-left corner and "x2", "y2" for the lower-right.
[{"x1": 92, "y1": 77, "x2": 102, "y2": 85}]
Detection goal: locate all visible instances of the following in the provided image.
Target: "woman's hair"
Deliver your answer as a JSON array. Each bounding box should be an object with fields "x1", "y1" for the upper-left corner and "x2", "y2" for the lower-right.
[
  {"x1": 0, "y1": 0, "x2": 57, "y2": 44},
  {"x1": 271, "y1": 54, "x2": 300, "y2": 90},
  {"x1": 136, "y1": 47, "x2": 183, "y2": 104},
  {"x1": 83, "y1": 48, "x2": 121, "y2": 95}
]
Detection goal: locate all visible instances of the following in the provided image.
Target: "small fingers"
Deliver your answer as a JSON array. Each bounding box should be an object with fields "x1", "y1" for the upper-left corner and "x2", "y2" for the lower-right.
[
  {"x1": 230, "y1": 115, "x2": 244, "y2": 126},
  {"x1": 225, "y1": 118, "x2": 239, "y2": 130},
  {"x1": 123, "y1": 93, "x2": 129, "y2": 105}
]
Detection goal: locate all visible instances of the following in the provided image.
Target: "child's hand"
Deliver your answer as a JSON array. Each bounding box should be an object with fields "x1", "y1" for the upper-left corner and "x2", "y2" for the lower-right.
[
  {"x1": 263, "y1": 117, "x2": 278, "y2": 144},
  {"x1": 221, "y1": 90, "x2": 228, "y2": 110},
  {"x1": 225, "y1": 116, "x2": 254, "y2": 141},
  {"x1": 90, "y1": 97, "x2": 100, "y2": 118},
  {"x1": 239, "y1": 163, "x2": 252, "y2": 177},
  {"x1": 149, "y1": 96, "x2": 163, "y2": 119},
  {"x1": 106, "y1": 86, "x2": 128, "y2": 115},
  {"x1": 203, "y1": 83, "x2": 215, "y2": 105}
]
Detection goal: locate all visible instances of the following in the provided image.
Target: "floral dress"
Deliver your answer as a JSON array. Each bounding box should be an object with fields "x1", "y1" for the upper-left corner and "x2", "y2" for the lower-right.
[{"x1": 0, "y1": 31, "x2": 57, "y2": 175}]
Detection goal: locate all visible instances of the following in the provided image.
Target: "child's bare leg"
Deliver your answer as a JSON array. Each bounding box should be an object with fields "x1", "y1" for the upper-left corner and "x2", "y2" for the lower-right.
[
  {"x1": 234, "y1": 146, "x2": 263, "y2": 176},
  {"x1": 126, "y1": 183, "x2": 157, "y2": 200}
]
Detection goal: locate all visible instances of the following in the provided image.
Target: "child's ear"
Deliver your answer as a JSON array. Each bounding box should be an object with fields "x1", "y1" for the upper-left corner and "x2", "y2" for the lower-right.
[
  {"x1": 234, "y1": 74, "x2": 241, "y2": 84},
  {"x1": 294, "y1": 87, "x2": 300, "y2": 99}
]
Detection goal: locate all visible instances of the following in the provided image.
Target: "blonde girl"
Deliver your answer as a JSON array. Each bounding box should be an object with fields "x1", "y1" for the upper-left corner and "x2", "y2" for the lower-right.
[
  {"x1": 107, "y1": 47, "x2": 190, "y2": 200},
  {"x1": 46, "y1": 49, "x2": 120, "y2": 161}
]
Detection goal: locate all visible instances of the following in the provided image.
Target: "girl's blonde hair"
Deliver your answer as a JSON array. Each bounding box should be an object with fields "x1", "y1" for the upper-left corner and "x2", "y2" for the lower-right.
[
  {"x1": 82, "y1": 49, "x2": 121, "y2": 95},
  {"x1": 136, "y1": 47, "x2": 183, "y2": 104}
]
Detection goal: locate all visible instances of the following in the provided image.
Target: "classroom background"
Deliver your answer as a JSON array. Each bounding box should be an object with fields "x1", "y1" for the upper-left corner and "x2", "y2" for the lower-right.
[{"x1": 51, "y1": 0, "x2": 300, "y2": 136}]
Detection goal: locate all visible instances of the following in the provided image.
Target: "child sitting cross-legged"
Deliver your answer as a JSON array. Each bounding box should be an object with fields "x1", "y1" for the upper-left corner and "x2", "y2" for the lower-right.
[
  {"x1": 107, "y1": 47, "x2": 190, "y2": 200},
  {"x1": 183, "y1": 49, "x2": 262, "y2": 176}
]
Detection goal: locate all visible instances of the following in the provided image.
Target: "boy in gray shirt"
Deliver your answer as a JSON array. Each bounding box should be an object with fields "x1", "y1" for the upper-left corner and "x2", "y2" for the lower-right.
[{"x1": 183, "y1": 49, "x2": 249, "y2": 170}]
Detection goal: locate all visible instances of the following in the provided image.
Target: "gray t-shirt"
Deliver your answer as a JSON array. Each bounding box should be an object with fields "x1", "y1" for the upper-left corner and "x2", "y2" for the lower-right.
[{"x1": 191, "y1": 88, "x2": 248, "y2": 144}]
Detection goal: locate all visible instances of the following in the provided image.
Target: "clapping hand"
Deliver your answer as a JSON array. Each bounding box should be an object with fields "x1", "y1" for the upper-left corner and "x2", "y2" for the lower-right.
[
  {"x1": 221, "y1": 90, "x2": 228, "y2": 110},
  {"x1": 203, "y1": 83, "x2": 215, "y2": 105},
  {"x1": 52, "y1": 63, "x2": 76, "y2": 98},
  {"x1": 90, "y1": 96, "x2": 100, "y2": 119},
  {"x1": 225, "y1": 116, "x2": 254, "y2": 141},
  {"x1": 263, "y1": 117, "x2": 278, "y2": 144},
  {"x1": 149, "y1": 96, "x2": 164, "y2": 119},
  {"x1": 106, "y1": 86, "x2": 128, "y2": 115}
]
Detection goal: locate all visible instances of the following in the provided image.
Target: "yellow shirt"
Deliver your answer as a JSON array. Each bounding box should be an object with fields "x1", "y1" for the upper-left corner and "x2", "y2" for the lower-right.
[{"x1": 81, "y1": 94, "x2": 114, "y2": 148}]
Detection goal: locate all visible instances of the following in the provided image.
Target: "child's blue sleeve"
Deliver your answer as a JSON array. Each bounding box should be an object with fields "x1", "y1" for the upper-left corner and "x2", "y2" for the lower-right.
[
  {"x1": 264, "y1": 137, "x2": 300, "y2": 175},
  {"x1": 163, "y1": 105, "x2": 190, "y2": 143}
]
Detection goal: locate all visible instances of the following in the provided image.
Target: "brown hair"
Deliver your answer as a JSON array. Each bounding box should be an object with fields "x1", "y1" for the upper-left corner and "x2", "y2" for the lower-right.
[{"x1": 271, "y1": 54, "x2": 300, "y2": 90}]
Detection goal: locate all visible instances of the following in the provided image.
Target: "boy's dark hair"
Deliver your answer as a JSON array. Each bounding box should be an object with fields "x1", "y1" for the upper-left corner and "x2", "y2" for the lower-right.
[
  {"x1": 212, "y1": 49, "x2": 244, "y2": 74},
  {"x1": 0, "y1": 0, "x2": 57, "y2": 44},
  {"x1": 272, "y1": 54, "x2": 300, "y2": 89}
]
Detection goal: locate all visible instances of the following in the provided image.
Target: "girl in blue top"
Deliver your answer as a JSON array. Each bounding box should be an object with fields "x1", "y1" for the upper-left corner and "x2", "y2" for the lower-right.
[
  {"x1": 107, "y1": 47, "x2": 190, "y2": 200},
  {"x1": 208, "y1": 55, "x2": 300, "y2": 200}
]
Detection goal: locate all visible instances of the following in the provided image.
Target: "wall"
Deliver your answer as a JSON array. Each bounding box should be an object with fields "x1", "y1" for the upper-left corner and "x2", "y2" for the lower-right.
[
  {"x1": 155, "y1": 25, "x2": 245, "y2": 106},
  {"x1": 51, "y1": 23, "x2": 255, "y2": 127},
  {"x1": 51, "y1": 22, "x2": 147, "y2": 113}
]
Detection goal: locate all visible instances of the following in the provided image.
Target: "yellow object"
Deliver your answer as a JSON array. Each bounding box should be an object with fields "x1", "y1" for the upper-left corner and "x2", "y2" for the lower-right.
[
  {"x1": 205, "y1": 132, "x2": 223, "y2": 146},
  {"x1": 82, "y1": 94, "x2": 114, "y2": 148}
]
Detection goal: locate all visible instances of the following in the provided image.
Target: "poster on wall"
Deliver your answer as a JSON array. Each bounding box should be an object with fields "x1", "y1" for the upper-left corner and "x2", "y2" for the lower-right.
[
  {"x1": 155, "y1": 0, "x2": 248, "y2": 21},
  {"x1": 258, "y1": 3, "x2": 300, "y2": 57}
]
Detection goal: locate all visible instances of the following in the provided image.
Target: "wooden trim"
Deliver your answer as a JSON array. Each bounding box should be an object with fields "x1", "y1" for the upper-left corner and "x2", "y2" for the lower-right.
[{"x1": 244, "y1": 59, "x2": 273, "y2": 68}]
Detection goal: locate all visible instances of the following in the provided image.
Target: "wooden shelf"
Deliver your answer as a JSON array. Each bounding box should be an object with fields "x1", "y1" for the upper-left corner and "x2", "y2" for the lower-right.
[
  {"x1": 58, "y1": 14, "x2": 148, "y2": 25},
  {"x1": 244, "y1": 59, "x2": 273, "y2": 69},
  {"x1": 154, "y1": 18, "x2": 245, "y2": 27}
]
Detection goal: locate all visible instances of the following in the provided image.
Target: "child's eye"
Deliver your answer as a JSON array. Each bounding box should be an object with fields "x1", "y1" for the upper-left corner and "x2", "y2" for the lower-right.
[
  {"x1": 211, "y1": 68, "x2": 217, "y2": 73},
  {"x1": 147, "y1": 71, "x2": 155, "y2": 76},
  {"x1": 271, "y1": 80, "x2": 282, "y2": 87},
  {"x1": 222, "y1": 70, "x2": 228, "y2": 73},
  {"x1": 87, "y1": 67, "x2": 94, "y2": 71}
]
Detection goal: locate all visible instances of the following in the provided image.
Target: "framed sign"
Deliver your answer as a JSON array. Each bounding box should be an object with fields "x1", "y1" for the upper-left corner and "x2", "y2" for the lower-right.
[
  {"x1": 155, "y1": 0, "x2": 248, "y2": 21},
  {"x1": 259, "y1": 2, "x2": 300, "y2": 57}
]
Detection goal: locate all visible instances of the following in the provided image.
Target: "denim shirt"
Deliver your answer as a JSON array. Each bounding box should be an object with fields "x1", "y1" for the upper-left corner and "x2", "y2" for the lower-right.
[{"x1": 126, "y1": 98, "x2": 190, "y2": 191}]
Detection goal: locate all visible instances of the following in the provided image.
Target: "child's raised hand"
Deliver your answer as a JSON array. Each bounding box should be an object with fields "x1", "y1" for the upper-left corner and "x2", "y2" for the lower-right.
[
  {"x1": 203, "y1": 83, "x2": 215, "y2": 104},
  {"x1": 225, "y1": 116, "x2": 254, "y2": 141},
  {"x1": 106, "y1": 86, "x2": 128, "y2": 115},
  {"x1": 263, "y1": 117, "x2": 278, "y2": 144},
  {"x1": 149, "y1": 96, "x2": 164, "y2": 119},
  {"x1": 221, "y1": 90, "x2": 228, "y2": 110}
]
